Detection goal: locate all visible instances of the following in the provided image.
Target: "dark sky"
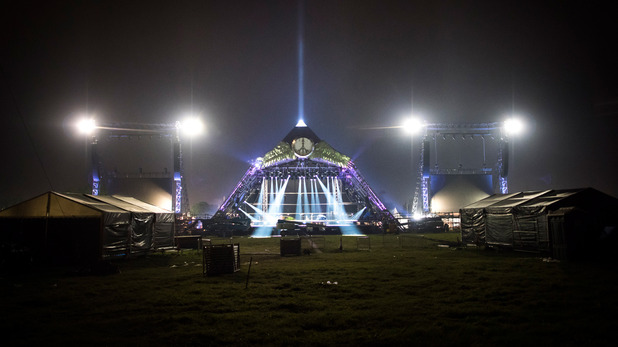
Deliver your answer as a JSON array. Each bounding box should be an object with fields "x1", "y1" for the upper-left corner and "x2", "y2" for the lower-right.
[{"x1": 2, "y1": 0, "x2": 617, "y2": 211}]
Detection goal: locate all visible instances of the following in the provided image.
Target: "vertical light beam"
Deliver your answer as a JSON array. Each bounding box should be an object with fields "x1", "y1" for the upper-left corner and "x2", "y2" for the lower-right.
[
  {"x1": 302, "y1": 177, "x2": 310, "y2": 221},
  {"x1": 297, "y1": 0, "x2": 305, "y2": 123},
  {"x1": 295, "y1": 177, "x2": 302, "y2": 220},
  {"x1": 256, "y1": 178, "x2": 265, "y2": 223}
]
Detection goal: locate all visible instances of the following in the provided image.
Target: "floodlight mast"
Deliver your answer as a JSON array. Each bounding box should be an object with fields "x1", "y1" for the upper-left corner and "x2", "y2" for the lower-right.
[
  {"x1": 409, "y1": 121, "x2": 518, "y2": 216},
  {"x1": 76, "y1": 117, "x2": 102, "y2": 195},
  {"x1": 76, "y1": 118, "x2": 201, "y2": 215},
  {"x1": 401, "y1": 116, "x2": 425, "y2": 217},
  {"x1": 173, "y1": 122, "x2": 184, "y2": 215},
  {"x1": 90, "y1": 136, "x2": 101, "y2": 196}
]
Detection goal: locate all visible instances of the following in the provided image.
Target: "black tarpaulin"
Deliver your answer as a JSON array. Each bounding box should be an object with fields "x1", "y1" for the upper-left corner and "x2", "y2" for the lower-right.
[
  {"x1": 59, "y1": 193, "x2": 132, "y2": 257},
  {"x1": 87, "y1": 195, "x2": 156, "y2": 254},
  {"x1": 1, "y1": 192, "x2": 176, "y2": 265},
  {"x1": 460, "y1": 188, "x2": 618, "y2": 260},
  {"x1": 460, "y1": 208, "x2": 485, "y2": 245},
  {"x1": 112, "y1": 195, "x2": 174, "y2": 249}
]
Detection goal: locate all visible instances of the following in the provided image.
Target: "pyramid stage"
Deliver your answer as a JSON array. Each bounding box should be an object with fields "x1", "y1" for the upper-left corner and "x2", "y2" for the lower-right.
[{"x1": 212, "y1": 122, "x2": 399, "y2": 237}]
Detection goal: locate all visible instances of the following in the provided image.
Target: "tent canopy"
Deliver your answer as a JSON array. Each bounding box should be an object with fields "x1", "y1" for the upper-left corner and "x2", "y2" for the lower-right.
[
  {"x1": 0, "y1": 192, "x2": 103, "y2": 218},
  {"x1": 460, "y1": 188, "x2": 618, "y2": 260},
  {"x1": 0, "y1": 191, "x2": 175, "y2": 264}
]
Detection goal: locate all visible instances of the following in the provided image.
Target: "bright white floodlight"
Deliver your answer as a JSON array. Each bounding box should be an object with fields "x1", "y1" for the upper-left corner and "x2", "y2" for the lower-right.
[
  {"x1": 504, "y1": 118, "x2": 524, "y2": 136},
  {"x1": 76, "y1": 117, "x2": 97, "y2": 135},
  {"x1": 177, "y1": 116, "x2": 204, "y2": 137},
  {"x1": 402, "y1": 117, "x2": 424, "y2": 135}
]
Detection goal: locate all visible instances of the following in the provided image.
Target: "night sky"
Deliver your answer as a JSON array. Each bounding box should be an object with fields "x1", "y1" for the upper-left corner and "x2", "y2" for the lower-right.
[{"x1": 2, "y1": 1, "x2": 617, "y2": 211}]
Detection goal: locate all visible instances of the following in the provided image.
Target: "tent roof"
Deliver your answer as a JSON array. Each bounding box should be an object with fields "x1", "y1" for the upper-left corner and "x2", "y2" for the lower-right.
[
  {"x1": 86, "y1": 195, "x2": 153, "y2": 213},
  {"x1": 461, "y1": 188, "x2": 617, "y2": 211},
  {"x1": 462, "y1": 192, "x2": 520, "y2": 209},
  {"x1": 485, "y1": 190, "x2": 552, "y2": 208},
  {"x1": 112, "y1": 195, "x2": 173, "y2": 214},
  {"x1": 60, "y1": 192, "x2": 129, "y2": 214},
  {"x1": 518, "y1": 190, "x2": 581, "y2": 208},
  {"x1": 0, "y1": 191, "x2": 170, "y2": 218},
  {"x1": 0, "y1": 192, "x2": 119, "y2": 218}
]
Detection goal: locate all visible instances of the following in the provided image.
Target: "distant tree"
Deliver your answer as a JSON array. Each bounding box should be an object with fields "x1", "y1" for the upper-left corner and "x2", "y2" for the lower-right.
[{"x1": 191, "y1": 201, "x2": 213, "y2": 217}]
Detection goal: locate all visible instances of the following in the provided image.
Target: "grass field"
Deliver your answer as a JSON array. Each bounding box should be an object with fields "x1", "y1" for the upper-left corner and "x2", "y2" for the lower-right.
[{"x1": 2, "y1": 233, "x2": 618, "y2": 346}]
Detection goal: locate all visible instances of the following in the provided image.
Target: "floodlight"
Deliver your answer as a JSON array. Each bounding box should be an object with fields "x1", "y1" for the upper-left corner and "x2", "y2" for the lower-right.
[
  {"x1": 504, "y1": 118, "x2": 524, "y2": 135},
  {"x1": 76, "y1": 117, "x2": 97, "y2": 135},
  {"x1": 402, "y1": 117, "x2": 424, "y2": 135},
  {"x1": 177, "y1": 116, "x2": 204, "y2": 137}
]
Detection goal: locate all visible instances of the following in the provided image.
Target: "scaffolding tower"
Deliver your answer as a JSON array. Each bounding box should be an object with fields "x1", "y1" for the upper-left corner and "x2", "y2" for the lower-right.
[
  {"x1": 411, "y1": 122, "x2": 511, "y2": 216},
  {"x1": 87, "y1": 122, "x2": 190, "y2": 215}
]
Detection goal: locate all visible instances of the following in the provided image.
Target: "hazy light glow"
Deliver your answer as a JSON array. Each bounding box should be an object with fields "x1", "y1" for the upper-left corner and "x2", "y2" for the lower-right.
[
  {"x1": 402, "y1": 117, "x2": 424, "y2": 135},
  {"x1": 296, "y1": 119, "x2": 307, "y2": 127},
  {"x1": 76, "y1": 117, "x2": 97, "y2": 135},
  {"x1": 177, "y1": 116, "x2": 204, "y2": 137},
  {"x1": 504, "y1": 118, "x2": 524, "y2": 135}
]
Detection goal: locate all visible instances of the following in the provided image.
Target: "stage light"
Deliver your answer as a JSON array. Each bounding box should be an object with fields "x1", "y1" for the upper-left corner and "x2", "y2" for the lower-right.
[
  {"x1": 402, "y1": 117, "x2": 424, "y2": 135},
  {"x1": 76, "y1": 117, "x2": 97, "y2": 135},
  {"x1": 504, "y1": 117, "x2": 524, "y2": 136},
  {"x1": 176, "y1": 116, "x2": 204, "y2": 138}
]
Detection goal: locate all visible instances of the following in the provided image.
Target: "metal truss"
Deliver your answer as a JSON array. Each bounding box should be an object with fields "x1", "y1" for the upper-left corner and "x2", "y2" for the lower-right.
[
  {"x1": 214, "y1": 159, "x2": 397, "y2": 224},
  {"x1": 88, "y1": 121, "x2": 190, "y2": 215},
  {"x1": 411, "y1": 140, "x2": 426, "y2": 215},
  {"x1": 421, "y1": 177, "x2": 430, "y2": 213},
  {"x1": 411, "y1": 122, "x2": 511, "y2": 215}
]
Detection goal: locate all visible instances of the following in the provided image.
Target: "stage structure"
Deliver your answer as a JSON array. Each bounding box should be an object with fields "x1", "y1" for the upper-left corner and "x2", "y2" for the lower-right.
[
  {"x1": 411, "y1": 122, "x2": 512, "y2": 216},
  {"x1": 214, "y1": 121, "x2": 397, "y2": 236},
  {"x1": 86, "y1": 121, "x2": 189, "y2": 215}
]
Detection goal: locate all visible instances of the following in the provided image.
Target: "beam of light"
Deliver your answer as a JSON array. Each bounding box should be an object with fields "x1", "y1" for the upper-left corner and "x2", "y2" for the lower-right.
[
  {"x1": 239, "y1": 208, "x2": 259, "y2": 222},
  {"x1": 332, "y1": 177, "x2": 343, "y2": 220},
  {"x1": 297, "y1": 0, "x2": 305, "y2": 124},
  {"x1": 311, "y1": 178, "x2": 318, "y2": 217},
  {"x1": 316, "y1": 177, "x2": 333, "y2": 220},
  {"x1": 252, "y1": 177, "x2": 291, "y2": 237},
  {"x1": 332, "y1": 177, "x2": 351, "y2": 223},
  {"x1": 295, "y1": 177, "x2": 303, "y2": 220},
  {"x1": 271, "y1": 177, "x2": 291, "y2": 223},
  {"x1": 302, "y1": 177, "x2": 310, "y2": 222},
  {"x1": 339, "y1": 225, "x2": 364, "y2": 236},
  {"x1": 252, "y1": 178, "x2": 265, "y2": 222},
  {"x1": 314, "y1": 176, "x2": 363, "y2": 235},
  {"x1": 352, "y1": 207, "x2": 367, "y2": 220},
  {"x1": 244, "y1": 201, "x2": 266, "y2": 218}
]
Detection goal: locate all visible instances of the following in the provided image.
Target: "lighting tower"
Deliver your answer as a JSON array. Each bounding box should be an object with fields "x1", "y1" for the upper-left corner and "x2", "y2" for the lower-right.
[
  {"x1": 410, "y1": 120, "x2": 521, "y2": 216},
  {"x1": 76, "y1": 117, "x2": 203, "y2": 215},
  {"x1": 90, "y1": 136, "x2": 102, "y2": 196},
  {"x1": 173, "y1": 121, "x2": 186, "y2": 214}
]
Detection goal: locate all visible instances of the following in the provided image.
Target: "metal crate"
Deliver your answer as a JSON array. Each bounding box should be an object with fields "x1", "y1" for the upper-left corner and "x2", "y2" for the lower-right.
[{"x1": 202, "y1": 243, "x2": 240, "y2": 276}]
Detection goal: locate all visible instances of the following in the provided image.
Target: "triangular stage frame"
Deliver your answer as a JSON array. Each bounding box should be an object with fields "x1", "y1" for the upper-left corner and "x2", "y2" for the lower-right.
[{"x1": 214, "y1": 122, "x2": 398, "y2": 234}]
